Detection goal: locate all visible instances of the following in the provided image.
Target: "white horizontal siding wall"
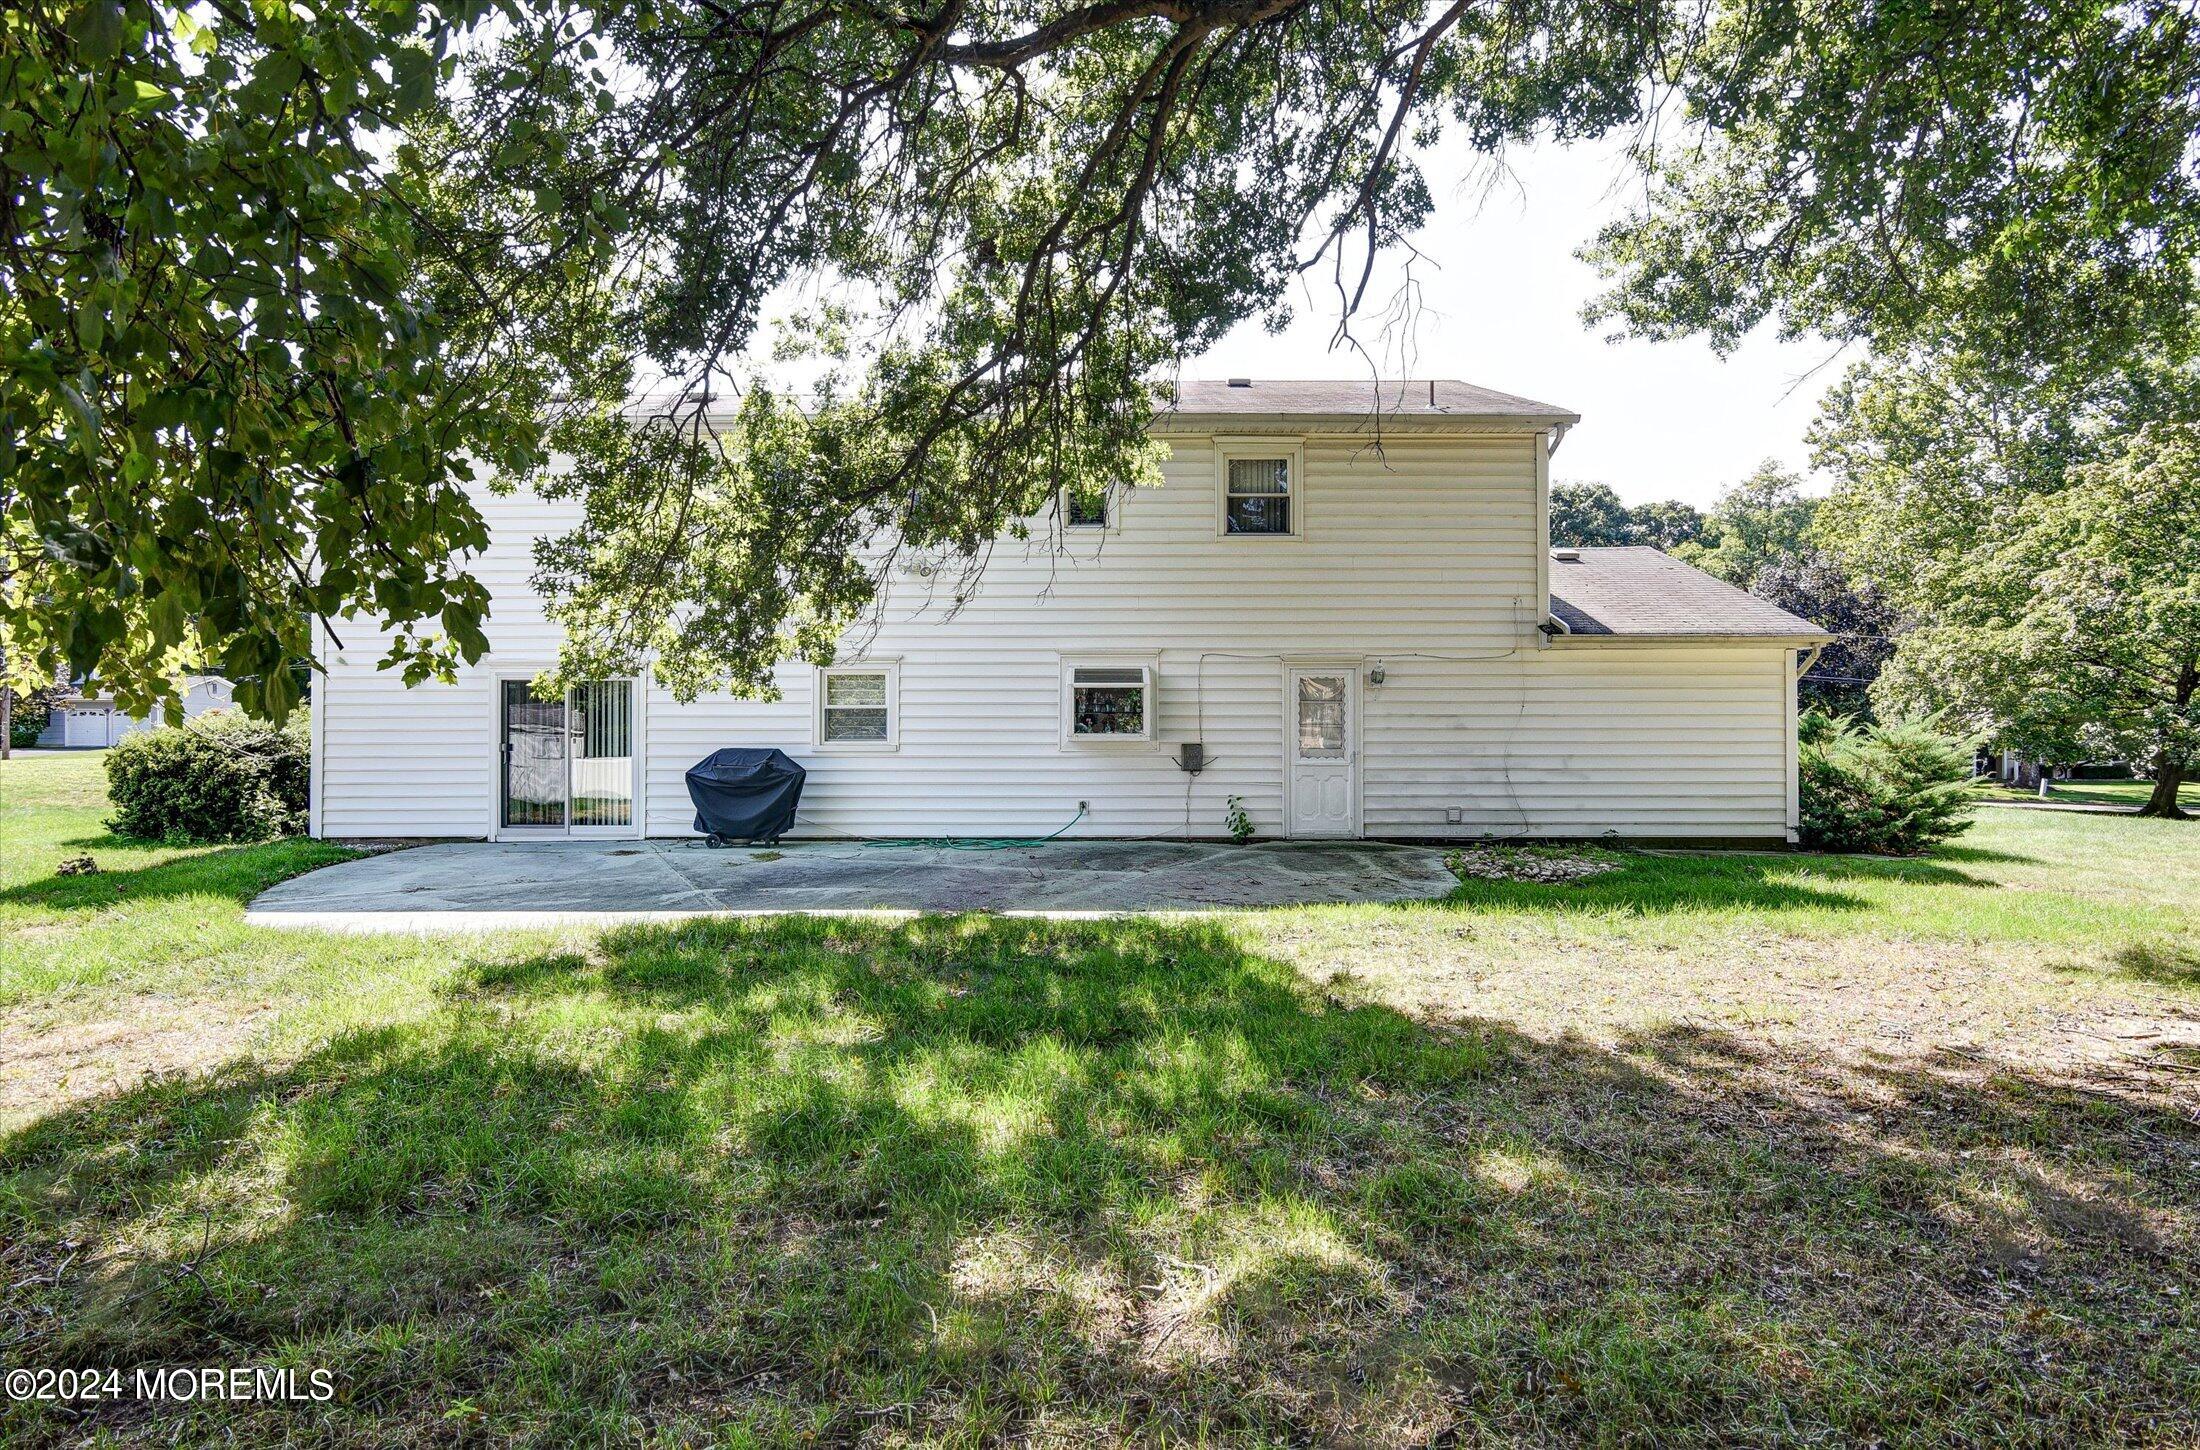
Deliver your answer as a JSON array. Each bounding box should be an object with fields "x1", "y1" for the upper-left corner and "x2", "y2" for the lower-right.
[
  {"x1": 315, "y1": 435, "x2": 1795, "y2": 842},
  {"x1": 316, "y1": 486, "x2": 574, "y2": 839},
  {"x1": 1365, "y1": 647, "x2": 1792, "y2": 838}
]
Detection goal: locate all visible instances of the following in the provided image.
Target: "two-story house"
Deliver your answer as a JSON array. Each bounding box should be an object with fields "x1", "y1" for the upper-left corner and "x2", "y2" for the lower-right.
[{"x1": 308, "y1": 379, "x2": 1831, "y2": 845}]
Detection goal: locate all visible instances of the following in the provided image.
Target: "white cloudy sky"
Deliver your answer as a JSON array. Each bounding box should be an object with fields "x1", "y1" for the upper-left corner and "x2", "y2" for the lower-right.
[{"x1": 1181, "y1": 134, "x2": 1853, "y2": 508}]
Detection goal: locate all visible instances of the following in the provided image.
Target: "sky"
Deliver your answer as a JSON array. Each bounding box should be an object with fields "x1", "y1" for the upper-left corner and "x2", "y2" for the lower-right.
[{"x1": 1178, "y1": 135, "x2": 1852, "y2": 508}]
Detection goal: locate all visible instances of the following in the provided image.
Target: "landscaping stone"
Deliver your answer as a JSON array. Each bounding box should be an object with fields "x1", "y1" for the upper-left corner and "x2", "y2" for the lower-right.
[{"x1": 1445, "y1": 846, "x2": 1621, "y2": 884}]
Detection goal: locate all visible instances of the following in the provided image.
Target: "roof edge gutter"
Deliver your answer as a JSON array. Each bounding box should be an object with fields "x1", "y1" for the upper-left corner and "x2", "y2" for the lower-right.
[
  {"x1": 1546, "y1": 631, "x2": 1837, "y2": 649},
  {"x1": 1148, "y1": 411, "x2": 1579, "y2": 434}
]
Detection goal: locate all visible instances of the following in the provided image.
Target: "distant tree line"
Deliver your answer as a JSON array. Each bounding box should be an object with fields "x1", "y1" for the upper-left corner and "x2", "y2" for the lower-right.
[
  {"x1": 1550, "y1": 466, "x2": 1901, "y2": 718},
  {"x1": 1554, "y1": 363, "x2": 2199, "y2": 820}
]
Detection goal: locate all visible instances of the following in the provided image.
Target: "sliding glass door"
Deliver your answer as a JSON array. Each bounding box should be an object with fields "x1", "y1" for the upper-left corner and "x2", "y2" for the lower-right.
[{"x1": 500, "y1": 679, "x2": 635, "y2": 833}]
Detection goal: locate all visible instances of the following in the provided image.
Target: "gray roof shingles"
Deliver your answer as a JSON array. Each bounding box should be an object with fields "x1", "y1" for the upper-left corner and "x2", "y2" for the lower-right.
[
  {"x1": 1162, "y1": 377, "x2": 1576, "y2": 423},
  {"x1": 1548, "y1": 547, "x2": 1831, "y2": 639}
]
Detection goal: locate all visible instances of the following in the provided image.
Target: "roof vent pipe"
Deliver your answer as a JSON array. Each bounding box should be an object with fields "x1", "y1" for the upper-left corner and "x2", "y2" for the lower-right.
[{"x1": 1428, "y1": 379, "x2": 1436, "y2": 406}]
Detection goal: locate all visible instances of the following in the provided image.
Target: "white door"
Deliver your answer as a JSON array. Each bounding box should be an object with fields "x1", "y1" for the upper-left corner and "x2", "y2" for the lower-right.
[{"x1": 1287, "y1": 669, "x2": 1356, "y2": 837}]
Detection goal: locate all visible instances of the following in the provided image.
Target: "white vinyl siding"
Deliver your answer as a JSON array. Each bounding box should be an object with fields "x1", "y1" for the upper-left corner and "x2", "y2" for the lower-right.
[{"x1": 315, "y1": 433, "x2": 1796, "y2": 843}]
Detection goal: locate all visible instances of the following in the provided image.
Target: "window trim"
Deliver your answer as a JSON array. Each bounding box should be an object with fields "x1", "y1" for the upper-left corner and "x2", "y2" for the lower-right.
[
  {"x1": 1059, "y1": 655, "x2": 1159, "y2": 747},
  {"x1": 813, "y1": 661, "x2": 901, "y2": 752},
  {"x1": 1214, "y1": 438, "x2": 1305, "y2": 539}
]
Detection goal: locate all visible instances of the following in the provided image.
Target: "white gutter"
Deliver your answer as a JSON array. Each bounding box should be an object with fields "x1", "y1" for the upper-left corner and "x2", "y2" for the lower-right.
[{"x1": 1546, "y1": 632, "x2": 1837, "y2": 649}]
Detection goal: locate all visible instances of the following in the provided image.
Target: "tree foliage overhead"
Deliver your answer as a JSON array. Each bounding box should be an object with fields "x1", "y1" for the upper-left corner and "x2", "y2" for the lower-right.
[
  {"x1": 504, "y1": 0, "x2": 1678, "y2": 696},
  {"x1": 11, "y1": 0, "x2": 2199, "y2": 709},
  {"x1": 1587, "y1": 0, "x2": 2200, "y2": 378},
  {"x1": 0, "y1": 0, "x2": 638, "y2": 719}
]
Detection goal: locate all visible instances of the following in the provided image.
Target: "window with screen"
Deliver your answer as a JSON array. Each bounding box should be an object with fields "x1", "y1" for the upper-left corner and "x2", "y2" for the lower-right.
[
  {"x1": 1064, "y1": 663, "x2": 1154, "y2": 741},
  {"x1": 816, "y1": 665, "x2": 898, "y2": 748}
]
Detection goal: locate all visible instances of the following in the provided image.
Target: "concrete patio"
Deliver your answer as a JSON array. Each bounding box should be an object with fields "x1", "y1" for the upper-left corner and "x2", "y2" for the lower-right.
[{"x1": 245, "y1": 838, "x2": 1461, "y2": 931}]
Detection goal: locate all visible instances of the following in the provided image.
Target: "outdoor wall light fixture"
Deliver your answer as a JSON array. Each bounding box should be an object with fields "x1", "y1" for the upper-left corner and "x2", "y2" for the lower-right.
[{"x1": 1368, "y1": 660, "x2": 1387, "y2": 686}]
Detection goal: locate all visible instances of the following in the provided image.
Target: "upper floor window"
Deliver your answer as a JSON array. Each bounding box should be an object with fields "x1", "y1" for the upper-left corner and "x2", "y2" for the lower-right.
[
  {"x1": 1063, "y1": 480, "x2": 1110, "y2": 529},
  {"x1": 1217, "y1": 441, "x2": 1303, "y2": 536},
  {"x1": 815, "y1": 664, "x2": 899, "y2": 750}
]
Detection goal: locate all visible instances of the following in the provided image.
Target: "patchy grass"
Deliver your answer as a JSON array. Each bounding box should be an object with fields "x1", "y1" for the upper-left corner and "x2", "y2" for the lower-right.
[
  {"x1": 1, "y1": 751, "x2": 437, "y2": 1117},
  {"x1": 1, "y1": 751, "x2": 2197, "y2": 1445}
]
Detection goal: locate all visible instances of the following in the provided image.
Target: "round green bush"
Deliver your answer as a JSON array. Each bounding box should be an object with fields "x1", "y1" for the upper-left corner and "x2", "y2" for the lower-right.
[
  {"x1": 6, "y1": 685, "x2": 62, "y2": 749},
  {"x1": 103, "y1": 709, "x2": 311, "y2": 843},
  {"x1": 1798, "y1": 711, "x2": 1979, "y2": 855}
]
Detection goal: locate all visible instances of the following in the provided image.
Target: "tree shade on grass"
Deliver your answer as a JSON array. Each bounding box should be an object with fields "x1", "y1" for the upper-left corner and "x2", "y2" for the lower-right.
[{"x1": 1, "y1": 751, "x2": 2197, "y2": 1444}]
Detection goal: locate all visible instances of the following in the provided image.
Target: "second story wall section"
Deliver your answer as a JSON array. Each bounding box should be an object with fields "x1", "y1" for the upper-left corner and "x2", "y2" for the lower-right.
[{"x1": 875, "y1": 426, "x2": 1547, "y2": 660}]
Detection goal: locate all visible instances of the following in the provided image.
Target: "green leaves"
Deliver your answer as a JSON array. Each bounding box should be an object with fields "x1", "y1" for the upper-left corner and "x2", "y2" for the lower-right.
[
  {"x1": 12, "y1": 0, "x2": 2197, "y2": 737},
  {"x1": 64, "y1": 0, "x2": 120, "y2": 63},
  {"x1": 2, "y1": 0, "x2": 600, "y2": 722},
  {"x1": 1587, "y1": 0, "x2": 2200, "y2": 377},
  {"x1": 1818, "y1": 348, "x2": 2200, "y2": 801}
]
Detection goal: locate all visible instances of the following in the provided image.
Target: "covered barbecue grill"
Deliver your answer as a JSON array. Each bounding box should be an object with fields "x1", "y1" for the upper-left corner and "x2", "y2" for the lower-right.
[{"x1": 684, "y1": 748, "x2": 806, "y2": 845}]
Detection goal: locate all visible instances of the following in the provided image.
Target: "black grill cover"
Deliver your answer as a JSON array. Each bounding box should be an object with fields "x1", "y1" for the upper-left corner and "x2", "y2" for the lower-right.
[{"x1": 685, "y1": 748, "x2": 805, "y2": 843}]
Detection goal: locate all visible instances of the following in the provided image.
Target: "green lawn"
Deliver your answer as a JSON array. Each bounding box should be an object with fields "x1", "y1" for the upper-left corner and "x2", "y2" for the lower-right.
[
  {"x1": 1979, "y1": 775, "x2": 2200, "y2": 809},
  {"x1": 3, "y1": 750, "x2": 2197, "y2": 1445}
]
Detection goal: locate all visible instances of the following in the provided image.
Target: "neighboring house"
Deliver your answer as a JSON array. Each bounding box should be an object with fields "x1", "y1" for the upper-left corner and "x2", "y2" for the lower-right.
[
  {"x1": 1980, "y1": 748, "x2": 2132, "y2": 791},
  {"x1": 310, "y1": 379, "x2": 1831, "y2": 845},
  {"x1": 37, "y1": 675, "x2": 235, "y2": 748}
]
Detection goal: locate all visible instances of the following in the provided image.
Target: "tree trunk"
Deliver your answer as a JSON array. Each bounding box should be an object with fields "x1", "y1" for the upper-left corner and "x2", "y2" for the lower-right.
[
  {"x1": 2139, "y1": 756, "x2": 2189, "y2": 819},
  {"x1": 2141, "y1": 659, "x2": 2199, "y2": 819}
]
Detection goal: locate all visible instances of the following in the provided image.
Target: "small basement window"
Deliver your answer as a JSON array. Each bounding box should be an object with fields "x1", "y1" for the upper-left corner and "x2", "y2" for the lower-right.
[
  {"x1": 1217, "y1": 441, "x2": 1303, "y2": 536},
  {"x1": 815, "y1": 664, "x2": 898, "y2": 749},
  {"x1": 1063, "y1": 662, "x2": 1155, "y2": 742}
]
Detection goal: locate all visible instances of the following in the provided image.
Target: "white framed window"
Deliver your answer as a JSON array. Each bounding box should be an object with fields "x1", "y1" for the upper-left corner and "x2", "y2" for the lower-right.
[
  {"x1": 814, "y1": 663, "x2": 899, "y2": 750},
  {"x1": 1216, "y1": 439, "x2": 1304, "y2": 537},
  {"x1": 1062, "y1": 478, "x2": 1112, "y2": 530},
  {"x1": 1061, "y1": 660, "x2": 1156, "y2": 743}
]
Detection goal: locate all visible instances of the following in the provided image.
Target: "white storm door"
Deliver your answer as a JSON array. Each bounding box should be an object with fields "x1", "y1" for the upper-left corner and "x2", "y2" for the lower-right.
[{"x1": 1287, "y1": 669, "x2": 1356, "y2": 837}]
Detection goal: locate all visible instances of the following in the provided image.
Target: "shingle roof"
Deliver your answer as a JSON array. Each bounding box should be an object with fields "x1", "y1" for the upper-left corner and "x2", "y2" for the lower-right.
[
  {"x1": 1548, "y1": 547, "x2": 1832, "y2": 640},
  {"x1": 1160, "y1": 378, "x2": 1576, "y2": 426}
]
